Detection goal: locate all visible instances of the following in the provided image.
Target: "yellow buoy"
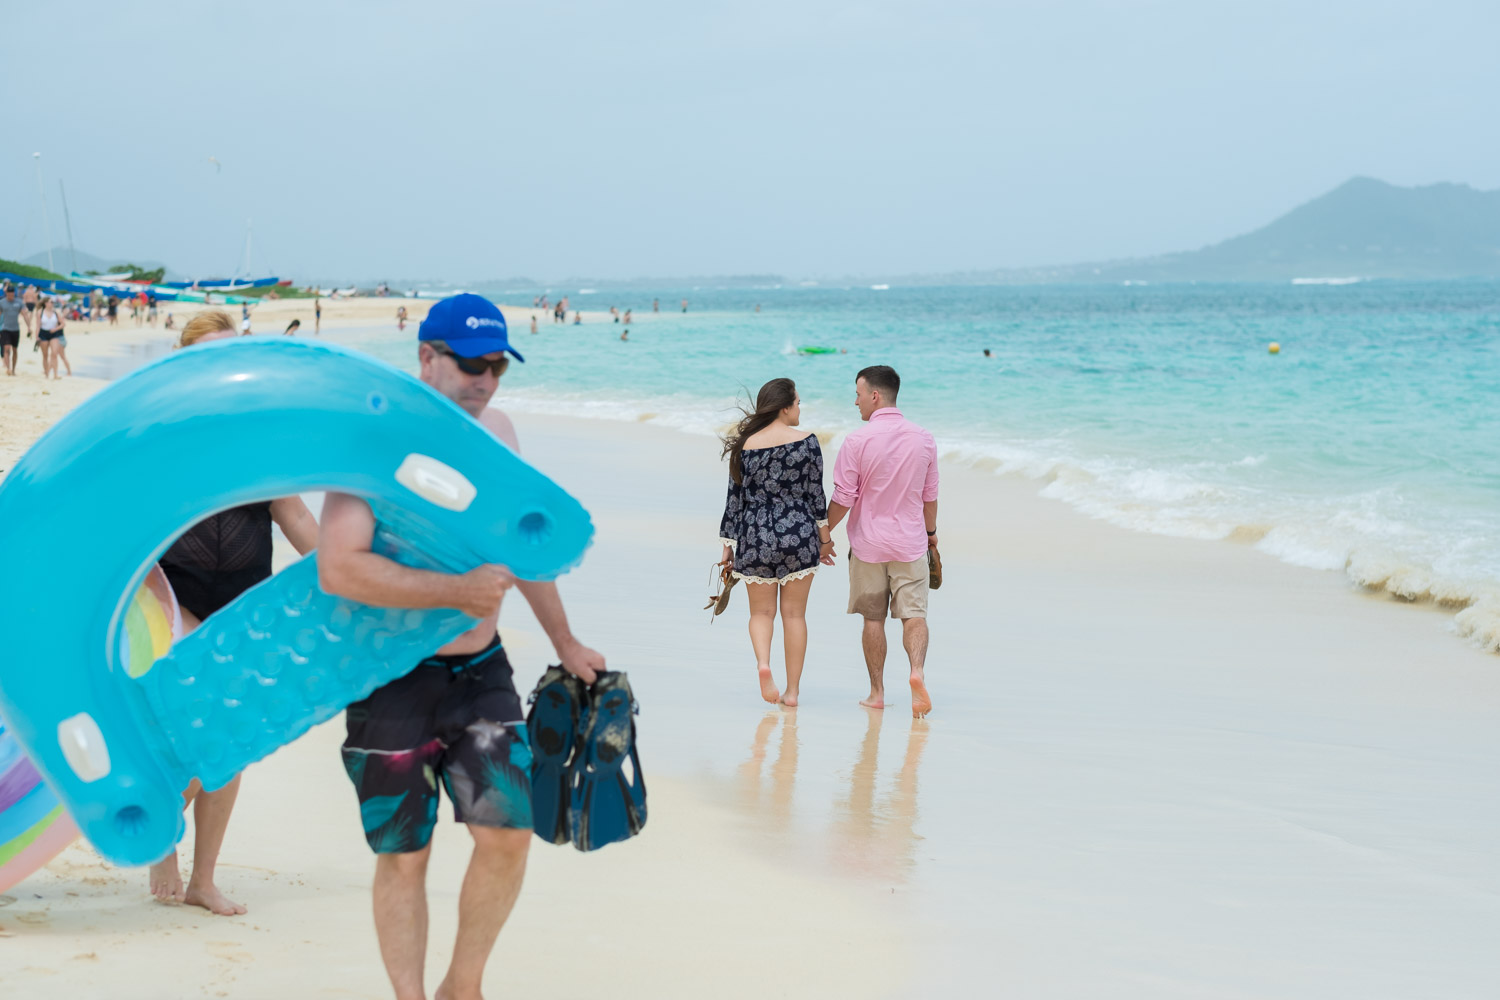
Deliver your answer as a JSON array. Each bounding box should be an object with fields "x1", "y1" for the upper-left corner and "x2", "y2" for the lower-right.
[{"x1": 1268, "y1": 342, "x2": 1280, "y2": 354}]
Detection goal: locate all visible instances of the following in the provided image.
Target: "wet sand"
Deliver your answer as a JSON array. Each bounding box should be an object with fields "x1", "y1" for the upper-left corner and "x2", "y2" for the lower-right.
[
  {"x1": 1, "y1": 722, "x2": 909, "y2": 999},
  {"x1": 3, "y1": 330, "x2": 1499, "y2": 997},
  {"x1": 505, "y1": 412, "x2": 1500, "y2": 999}
]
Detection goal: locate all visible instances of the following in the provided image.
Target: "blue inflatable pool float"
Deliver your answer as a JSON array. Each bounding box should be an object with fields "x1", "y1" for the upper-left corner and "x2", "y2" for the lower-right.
[{"x1": 0, "y1": 338, "x2": 593, "y2": 867}]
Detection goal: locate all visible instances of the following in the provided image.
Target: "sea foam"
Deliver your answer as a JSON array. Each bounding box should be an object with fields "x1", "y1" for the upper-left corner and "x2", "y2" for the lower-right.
[{"x1": 493, "y1": 381, "x2": 1500, "y2": 654}]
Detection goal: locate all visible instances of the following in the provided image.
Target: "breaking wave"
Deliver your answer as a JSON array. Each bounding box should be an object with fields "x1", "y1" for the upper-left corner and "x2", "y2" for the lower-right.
[{"x1": 499, "y1": 385, "x2": 1500, "y2": 654}]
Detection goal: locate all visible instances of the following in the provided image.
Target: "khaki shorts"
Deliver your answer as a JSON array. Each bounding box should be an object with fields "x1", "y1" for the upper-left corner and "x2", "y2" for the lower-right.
[{"x1": 847, "y1": 554, "x2": 928, "y2": 620}]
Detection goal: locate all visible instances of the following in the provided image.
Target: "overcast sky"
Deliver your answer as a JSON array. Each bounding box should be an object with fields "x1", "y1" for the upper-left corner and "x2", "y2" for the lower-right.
[{"x1": 6, "y1": 0, "x2": 1497, "y2": 282}]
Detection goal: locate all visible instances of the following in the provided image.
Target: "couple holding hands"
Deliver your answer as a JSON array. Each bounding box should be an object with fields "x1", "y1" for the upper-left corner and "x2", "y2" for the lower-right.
[{"x1": 716, "y1": 366, "x2": 939, "y2": 718}]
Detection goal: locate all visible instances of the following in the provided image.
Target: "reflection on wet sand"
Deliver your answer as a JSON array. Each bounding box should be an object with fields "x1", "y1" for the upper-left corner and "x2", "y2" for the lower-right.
[
  {"x1": 71, "y1": 339, "x2": 174, "y2": 380},
  {"x1": 830, "y1": 710, "x2": 928, "y2": 883},
  {"x1": 736, "y1": 708, "x2": 928, "y2": 884},
  {"x1": 738, "y1": 710, "x2": 799, "y2": 828}
]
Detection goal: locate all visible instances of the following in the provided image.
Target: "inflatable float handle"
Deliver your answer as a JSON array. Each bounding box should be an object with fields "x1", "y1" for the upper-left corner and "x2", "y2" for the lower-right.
[{"x1": 0, "y1": 339, "x2": 594, "y2": 866}]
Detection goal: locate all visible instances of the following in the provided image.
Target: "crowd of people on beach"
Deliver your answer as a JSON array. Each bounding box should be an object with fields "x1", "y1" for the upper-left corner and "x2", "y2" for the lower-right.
[
  {"x1": 2, "y1": 283, "x2": 75, "y2": 379},
  {"x1": 715, "y1": 367, "x2": 938, "y2": 717},
  {"x1": 1, "y1": 282, "x2": 339, "y2": 378}
]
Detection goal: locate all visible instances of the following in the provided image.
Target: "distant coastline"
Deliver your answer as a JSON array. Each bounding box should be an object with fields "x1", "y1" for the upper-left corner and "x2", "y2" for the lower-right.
[{"x1": 19, "y1": 178, "x2": 1497, "y2": 293}]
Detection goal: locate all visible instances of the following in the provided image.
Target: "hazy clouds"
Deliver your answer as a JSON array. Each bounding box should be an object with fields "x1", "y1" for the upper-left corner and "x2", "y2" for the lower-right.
[{"x1": 6, "y1": 0, "x2": 1497, "y2": 281}]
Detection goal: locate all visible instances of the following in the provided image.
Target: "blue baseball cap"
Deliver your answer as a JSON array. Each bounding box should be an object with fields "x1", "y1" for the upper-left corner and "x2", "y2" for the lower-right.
[{"x1": 418, "y1": 293, "x2": 525, "y2": 363}]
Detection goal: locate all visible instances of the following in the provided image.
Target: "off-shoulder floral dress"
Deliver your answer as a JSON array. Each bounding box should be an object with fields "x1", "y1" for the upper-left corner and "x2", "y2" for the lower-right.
[{"x1": 718, "y1": 435, "x2": 829, "y2": 584}]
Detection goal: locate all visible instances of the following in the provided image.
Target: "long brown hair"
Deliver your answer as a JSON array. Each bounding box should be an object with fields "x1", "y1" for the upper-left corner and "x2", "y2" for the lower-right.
[{"x1": 721, "y1": 378, "x2": 797, "y2": 484}]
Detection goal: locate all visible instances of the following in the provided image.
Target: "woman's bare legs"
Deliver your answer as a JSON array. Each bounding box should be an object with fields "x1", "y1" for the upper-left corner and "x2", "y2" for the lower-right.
[
  {"x1": 745, "y1": 581, "x2": 780, "y2": 703},
  {"x1": 55, "y1": 343, "x2": 70, "y2": 376},
  {"x1": 149, "y1": 777, "x2": 196, "y2": 904},
  {"x1": 147, "y1": 606, "x2": 246, "y2": 914},
  {"x1": 185, "y1": 773, "x2": 247, "y2": 914},
  {"x1": 777, "y1": 575, "x2": 814, "y2": 707}
]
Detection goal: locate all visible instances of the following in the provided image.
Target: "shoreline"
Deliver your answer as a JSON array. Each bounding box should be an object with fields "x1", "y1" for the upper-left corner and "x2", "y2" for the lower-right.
[
  {"x1": 6, "y1": 316, "x2": 1492, "y2": 660},
  {"x1": 505, "y1": 408, "x2": 1500, "y2": 997},
  {"x1": 3, "y1": 325, "x2": 1499, "y2": 995},
  {"x1": 468, "y1": 310, "x2": 1495, "y2": 659}
]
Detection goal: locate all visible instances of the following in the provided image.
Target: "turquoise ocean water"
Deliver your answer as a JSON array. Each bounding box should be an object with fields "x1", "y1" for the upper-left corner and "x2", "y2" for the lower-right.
[{"x1": 359, "y1": 280, "x2": 1500, "y2": 648}]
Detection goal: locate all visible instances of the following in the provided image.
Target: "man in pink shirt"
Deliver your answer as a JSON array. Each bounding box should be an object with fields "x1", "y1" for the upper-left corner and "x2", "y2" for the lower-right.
[{"x1": 826, "y1": 366, "x2": 939, "y2": 718}]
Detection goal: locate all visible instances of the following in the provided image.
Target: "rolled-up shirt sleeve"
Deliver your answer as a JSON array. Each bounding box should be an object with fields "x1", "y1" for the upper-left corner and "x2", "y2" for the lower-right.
[
  {"x1": 921, "y1": 433, "x2": 940, "y2": 502},
  {"x1": 831, "y1": 437, "x2": 861, "y2": 508}
]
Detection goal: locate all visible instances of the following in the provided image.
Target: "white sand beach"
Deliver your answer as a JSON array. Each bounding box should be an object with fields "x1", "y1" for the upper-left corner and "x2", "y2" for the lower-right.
[{"x1": 2, "y1": 326, "x2": 1498, "y2": 998}]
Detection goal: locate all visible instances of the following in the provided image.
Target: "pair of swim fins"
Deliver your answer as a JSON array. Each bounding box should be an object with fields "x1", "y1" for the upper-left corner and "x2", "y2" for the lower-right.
[{"x1": 527, "y1": 667, "x2": 647, "y2": 851}]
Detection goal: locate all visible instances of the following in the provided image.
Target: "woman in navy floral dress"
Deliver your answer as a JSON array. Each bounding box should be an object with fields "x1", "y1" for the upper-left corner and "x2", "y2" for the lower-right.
[{"x1": 719, "y1": 378, "x2": 833, "y2": 706}]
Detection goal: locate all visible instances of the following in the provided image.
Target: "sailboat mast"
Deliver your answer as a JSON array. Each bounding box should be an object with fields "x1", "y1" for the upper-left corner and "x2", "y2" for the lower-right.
[
  {"x1": 237, "y1": 218, "x2": 253, "y2": 279},
  {"x1": 58, "y1": 180, "x2": 77, "y2": 275},
  {"x1": 32, "y1": 153, "x2": 54, "y2": 273}
]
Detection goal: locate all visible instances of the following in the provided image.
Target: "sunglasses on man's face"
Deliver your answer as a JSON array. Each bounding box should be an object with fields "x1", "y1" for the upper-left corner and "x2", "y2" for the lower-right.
[{"x1": 431, "y1": 344, "x2": 509, "y2": 377}]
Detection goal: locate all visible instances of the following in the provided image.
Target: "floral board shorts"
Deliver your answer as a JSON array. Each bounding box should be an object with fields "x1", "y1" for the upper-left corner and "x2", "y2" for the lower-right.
[{"x1": 342, "y1": 640, "x2": 534, "y2": 854}]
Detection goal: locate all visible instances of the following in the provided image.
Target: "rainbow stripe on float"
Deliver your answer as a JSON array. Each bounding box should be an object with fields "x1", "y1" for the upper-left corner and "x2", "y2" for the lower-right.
[{"x1": 0, "y1": 568, "x2": 180, "y2": 890}]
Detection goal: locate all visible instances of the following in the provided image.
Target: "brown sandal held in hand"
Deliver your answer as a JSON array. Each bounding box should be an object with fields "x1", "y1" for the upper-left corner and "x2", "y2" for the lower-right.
[
  {"x1": 928, "y1": 547, "x2": 943, "y2": 590},
  {"x1": 705, "y1": 562, "x2": 739, "y2": 619}
]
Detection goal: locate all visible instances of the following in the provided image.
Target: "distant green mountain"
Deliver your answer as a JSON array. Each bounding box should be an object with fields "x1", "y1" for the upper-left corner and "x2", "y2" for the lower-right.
[
  {"x1": 885, "y1": 178, "x2": 1500, "y2": 285},
  {"x1": 1116, "y1": 177, "x2": 1500, "y2": 281}
]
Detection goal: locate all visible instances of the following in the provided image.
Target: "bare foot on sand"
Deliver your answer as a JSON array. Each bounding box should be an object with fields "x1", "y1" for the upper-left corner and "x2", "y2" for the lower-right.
[
  {"x1": 757, "y1": 665, "x2": 781, "y2": 704},
  {"x1": 859, "y1": 693, "x2": 885, "y2": 710},
  {"x1": 910, "y1": 675, "x2": 932, "y2": 718},
  {"x1": 184, "y1": 878, "x2": 247, "y2": 916},
  {"x1": 780, "y1": 691, "x2": 799, "y2": 708},
  {"x1": 149, "y1": 852, "x2": 184, "y2": 904}
]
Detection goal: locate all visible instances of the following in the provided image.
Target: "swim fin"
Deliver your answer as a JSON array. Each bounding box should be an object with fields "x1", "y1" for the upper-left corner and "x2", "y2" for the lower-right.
[
  {"x1": 568, "y1": 671, "x2": 647, "y2": 852},
  {"x1": 525, "y1": 666, "x2": 587, "y2": 846}
]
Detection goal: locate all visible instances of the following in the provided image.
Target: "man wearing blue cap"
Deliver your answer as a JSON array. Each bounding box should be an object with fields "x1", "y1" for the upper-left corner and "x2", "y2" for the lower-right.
[{"x1": 318, "y1": 294, "x2": 605, "y2": 1000}]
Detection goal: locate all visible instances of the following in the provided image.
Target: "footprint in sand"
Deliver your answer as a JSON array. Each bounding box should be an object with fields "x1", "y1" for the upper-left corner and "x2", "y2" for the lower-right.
[{"x1": 206, "y1": 940, "x2": 253, "y2": 964}]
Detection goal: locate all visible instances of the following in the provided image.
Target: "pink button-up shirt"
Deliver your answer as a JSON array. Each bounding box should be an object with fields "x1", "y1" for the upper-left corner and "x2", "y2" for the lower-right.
[{"x1": 831, "y1": 408, "x2": 939, "y2": 564}]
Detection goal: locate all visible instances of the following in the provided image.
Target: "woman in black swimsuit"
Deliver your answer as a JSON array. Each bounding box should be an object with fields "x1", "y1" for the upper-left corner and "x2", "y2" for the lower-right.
[
  {"x1": 148, "y1": 308, "x2": 319, "y2": 915},
  {"x1": 718, "y1": 378, "x2": 833, "y2": 707},
  {"x1": 35, "y1": 297, "x2": 69, "y2": 379}
]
